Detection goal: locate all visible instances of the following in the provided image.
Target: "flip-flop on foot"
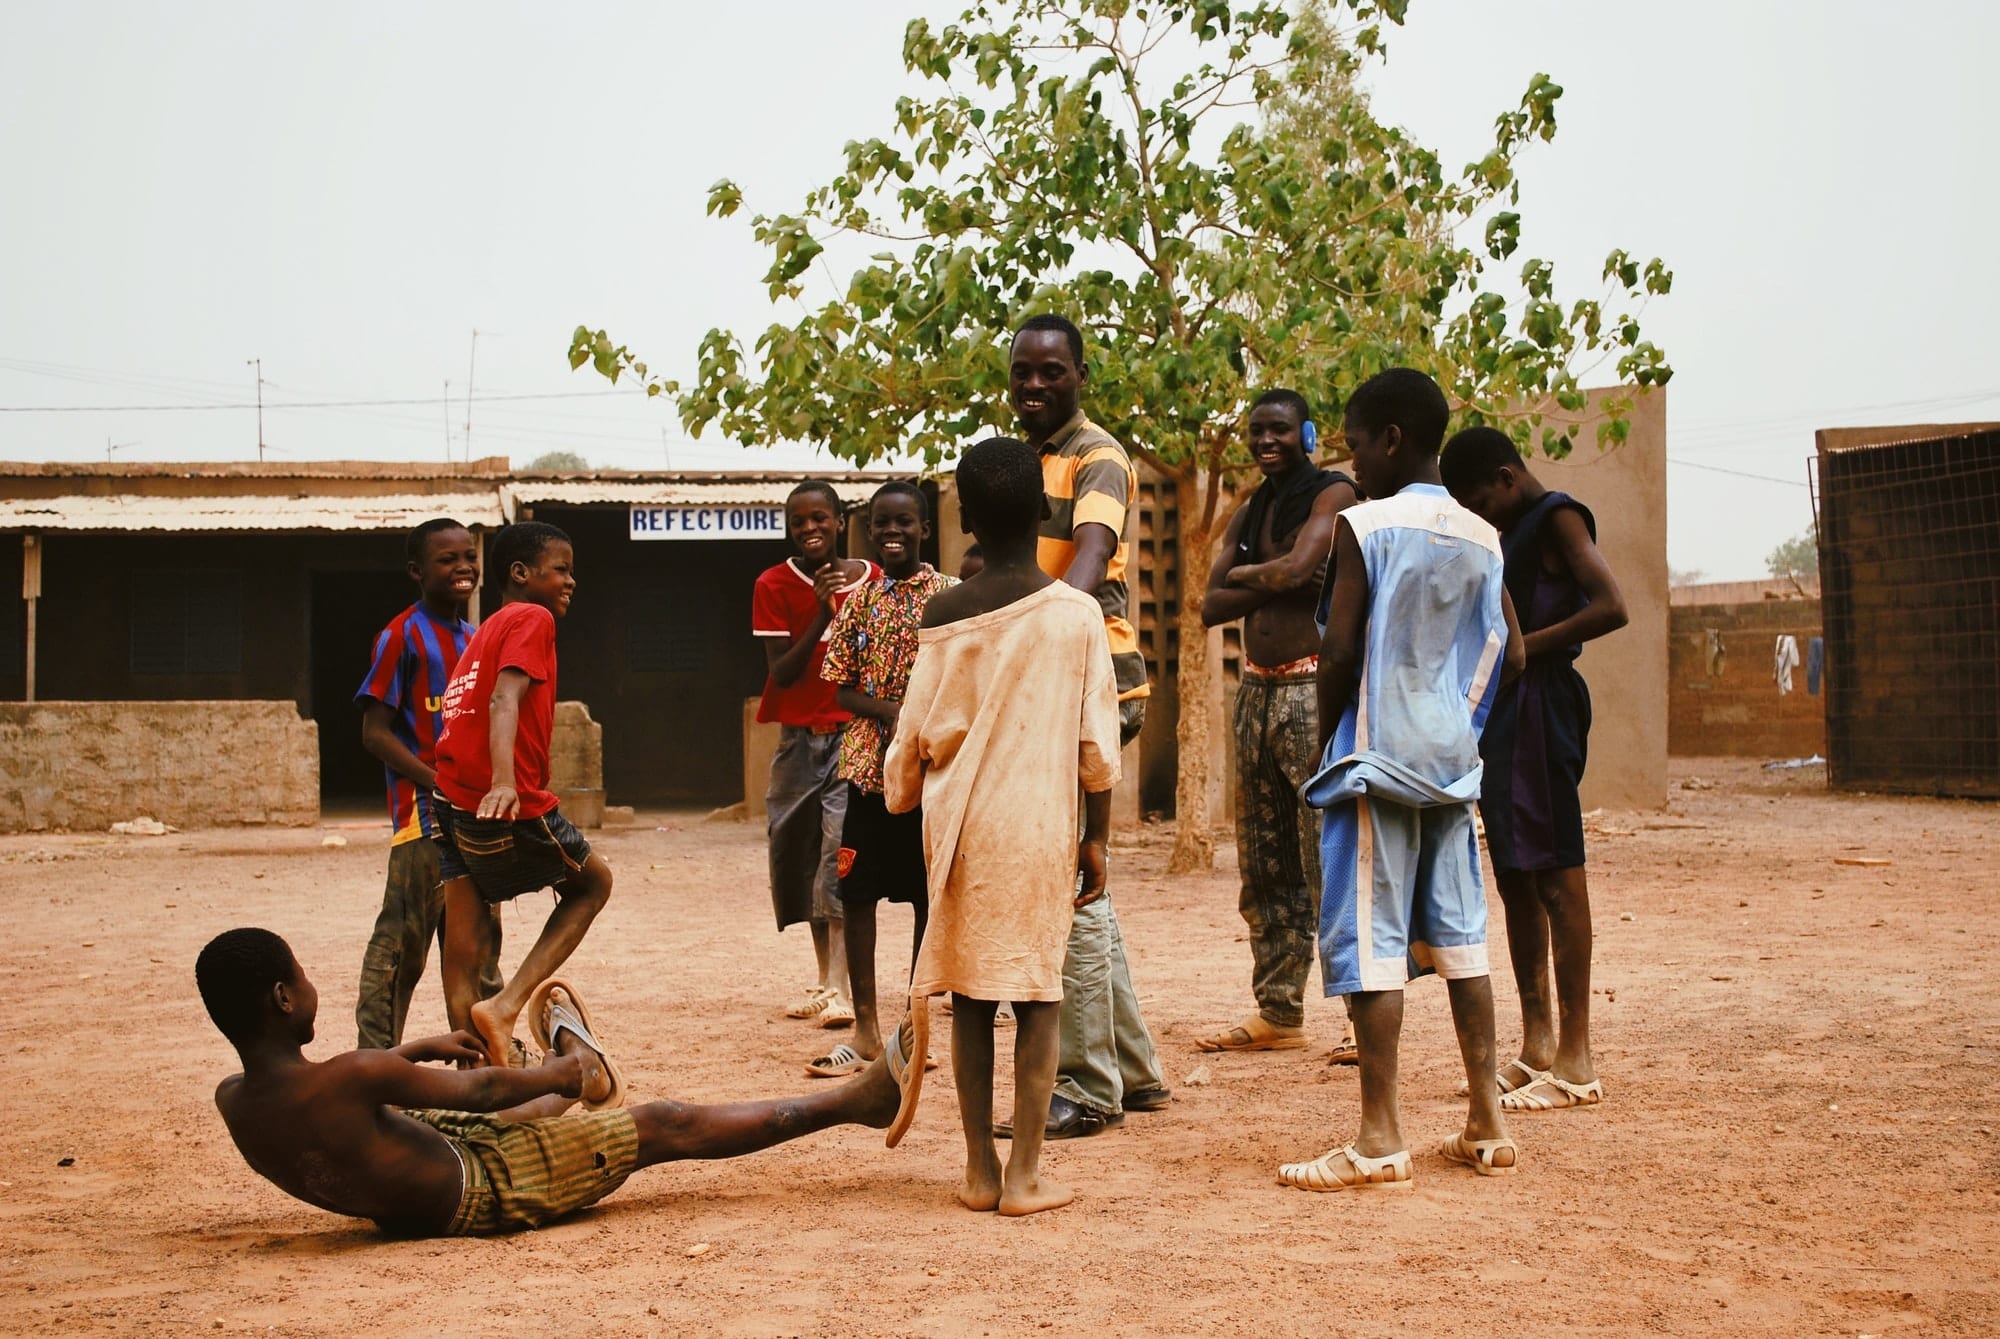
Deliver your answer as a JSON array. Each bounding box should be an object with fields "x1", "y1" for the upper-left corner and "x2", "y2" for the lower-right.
[
  {"x1": 1501, "y1": 1073, "x2": 1603, "y2": 1112},
  {"x1": 818, "y1": 991, "x2": 856, "y2": 1029},
  {"x1": 527, "y1": 978, "x2": 625, "y2": 1111},
  {"x1": 1277, "y1": 1144, "x2": 1412, "y2": 1191},
  {"x1": 1440, "y1": 1131, "x2": 1519, "y2": 1176},
  {"x1": 1326, "y1": 1034, "x2": 1360, "y2": 1067},
  {"x1": 806, "y1": 1043, "x2": 867, "y2": 1078},
  {"x1": 883, "y1": 996, "x2": 929, "y2": 1149},
  {"x1": 1195, "y1": 1015, "x2": 1308, "y2": 1053}
]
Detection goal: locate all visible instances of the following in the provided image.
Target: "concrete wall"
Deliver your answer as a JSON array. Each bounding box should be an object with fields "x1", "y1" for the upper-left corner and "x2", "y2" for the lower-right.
[
  {"x1": 0, "y1": 700, "x2": 318, "y2": 832},
  {"x1": 1669, "y1": 597, "x2": 1824, "y2": 758},
  {"x1": 1527, "y1": 387, "x2": 1670, "y2": 810}
]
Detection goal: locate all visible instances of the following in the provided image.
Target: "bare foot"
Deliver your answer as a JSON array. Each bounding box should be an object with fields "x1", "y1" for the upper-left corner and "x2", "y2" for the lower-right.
[
  {"x1": 958, "y1": 1151, "x2": 1003, "y2": 1212},
  {"x1": 998, "y1": 1173, "x2": 1073, "y2": 1217},
  {"x1": 468, "y1": 998, "x2": 517, "y2": 1067}
]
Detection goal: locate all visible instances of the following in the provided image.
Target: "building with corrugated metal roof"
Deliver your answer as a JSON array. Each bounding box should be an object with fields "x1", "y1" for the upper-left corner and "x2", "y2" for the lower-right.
[{"x1": 0, "y1": 457, "x2": 910, "y2": 815}]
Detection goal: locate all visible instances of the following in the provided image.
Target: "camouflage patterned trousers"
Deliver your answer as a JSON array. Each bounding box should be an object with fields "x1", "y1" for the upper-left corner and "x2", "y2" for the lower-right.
[
  {"x1": 1233, "y1": 668, "x2": 1322, "y2": 1029},
  {"x1": 356, "y1": 836, "x2": 502, "y2": 1049}
]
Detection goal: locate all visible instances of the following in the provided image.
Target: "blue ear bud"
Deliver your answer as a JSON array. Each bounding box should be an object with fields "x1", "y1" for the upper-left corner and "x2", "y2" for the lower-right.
[{"x1": 1301, "y1": 419, "x2": 1318, "y2": 455}]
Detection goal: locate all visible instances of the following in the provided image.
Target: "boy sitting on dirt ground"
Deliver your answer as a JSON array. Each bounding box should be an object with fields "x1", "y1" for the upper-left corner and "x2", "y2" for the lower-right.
[
  {"x1": 882, "y1": 436, "x2": 1123, "y2": 1216},
  {"x1": 430, "y1": 521, "x2": 613, "y2": 1067},
  {"x1": 198, "y1": 928, "x2": 906, "y2": 1237},
  {"x1": 1441, "y1": 426, "x2": 1627, "y2": 1113},
  {"x1": 1280, "y1": 369, "x2": 1526, "y2": 1192}
]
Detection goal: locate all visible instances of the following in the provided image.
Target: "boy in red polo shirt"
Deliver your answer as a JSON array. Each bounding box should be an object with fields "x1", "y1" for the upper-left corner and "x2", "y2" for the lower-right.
[
  {"x1": 432, "y1": 521, "x2": 616, "y2": 1084},
  {"x1": 753, "y1": 481, "x2": 878, "y2": 1026}
]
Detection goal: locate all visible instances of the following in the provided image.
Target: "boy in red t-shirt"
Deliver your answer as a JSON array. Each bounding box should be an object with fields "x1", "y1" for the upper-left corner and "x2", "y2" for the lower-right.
[
  {"x1": 753, "y1": 481, "x2": 878, "y2": 1026},
  {"x1": 431, "y1": 521, "x2": 615, "y2": 1089}
]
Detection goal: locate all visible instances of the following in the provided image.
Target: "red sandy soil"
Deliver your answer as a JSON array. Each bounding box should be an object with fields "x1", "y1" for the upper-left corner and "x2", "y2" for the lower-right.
[{"x1": 1, "y1": 758, "x2": 1996, "y2": 1337}]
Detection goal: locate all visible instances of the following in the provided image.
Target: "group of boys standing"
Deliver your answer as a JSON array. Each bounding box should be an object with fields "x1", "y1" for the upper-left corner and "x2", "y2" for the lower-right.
[{"x1": 196, "y1": 313, "x2": 1629, "y2": 1239}]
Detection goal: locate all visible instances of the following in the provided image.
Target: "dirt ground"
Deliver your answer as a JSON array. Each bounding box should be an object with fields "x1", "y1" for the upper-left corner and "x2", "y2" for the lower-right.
[{"x1": 2, "y1": 757, "x2": 1996, "y2": 1337}]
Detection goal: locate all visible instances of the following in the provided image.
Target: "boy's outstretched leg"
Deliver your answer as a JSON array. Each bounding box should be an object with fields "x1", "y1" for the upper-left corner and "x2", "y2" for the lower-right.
[
  {"x1": 629, "y1": 1053, "x2": 902, "y2": 1168},
  {"x1": 951, "y1": 994, "x2": 1003, "y2": 1210},
  {"x1": 1439, "y1": 973, "x2": 1517, "y2": 1174},
  {"x1": 469, "y1": 853, "x2": 613, "y2": 1064},
  {"x1": 1000, "y1": 1000, "x2": 1072, "y2": 1216}
]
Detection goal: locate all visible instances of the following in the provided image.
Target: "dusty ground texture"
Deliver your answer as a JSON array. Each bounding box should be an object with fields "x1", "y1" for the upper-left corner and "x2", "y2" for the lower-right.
[{"x1": 2, "y1": 758, "x2": 1996, "y2": 1337}]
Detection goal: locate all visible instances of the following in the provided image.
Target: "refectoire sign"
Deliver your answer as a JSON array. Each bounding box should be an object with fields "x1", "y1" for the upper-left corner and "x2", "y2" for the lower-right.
[{"x1": 629, "y1": 503, "x2": 786, "y2": 540}]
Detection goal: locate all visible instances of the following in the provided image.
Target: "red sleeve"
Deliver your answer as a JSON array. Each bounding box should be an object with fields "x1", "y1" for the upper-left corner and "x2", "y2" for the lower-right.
[
  {"x1": 490, "y1": 605, "x2": 556, "y2": 684},
  {"x1": 751, "y1": 568, "x2": 790, "y2": 637}
]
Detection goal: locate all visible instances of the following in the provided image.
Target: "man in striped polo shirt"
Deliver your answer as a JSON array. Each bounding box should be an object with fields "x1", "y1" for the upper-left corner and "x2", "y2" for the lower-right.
[{"x1": 1000, "y1": 313, "x2": 1170, "y2": 1139}]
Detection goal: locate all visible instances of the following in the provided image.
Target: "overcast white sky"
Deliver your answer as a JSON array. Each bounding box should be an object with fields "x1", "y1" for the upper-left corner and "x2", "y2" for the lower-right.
[{"x1": 3, "y1": 2, "x2": 1995, "y2": 579}]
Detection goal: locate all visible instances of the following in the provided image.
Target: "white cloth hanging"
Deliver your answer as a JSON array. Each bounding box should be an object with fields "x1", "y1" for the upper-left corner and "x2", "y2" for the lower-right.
[{"x1": 1774, "y1": 634, "x2": 1800, "y2": 695}]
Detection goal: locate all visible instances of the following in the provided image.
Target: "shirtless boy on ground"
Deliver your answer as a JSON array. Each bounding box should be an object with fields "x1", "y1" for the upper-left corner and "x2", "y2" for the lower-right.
[
  {"x1": 199, "y1": 928, "x2": 904, "y2": 1236},
  {"x1": 1199, "y1": 389, "x2": 1359, "y2": 1064}
]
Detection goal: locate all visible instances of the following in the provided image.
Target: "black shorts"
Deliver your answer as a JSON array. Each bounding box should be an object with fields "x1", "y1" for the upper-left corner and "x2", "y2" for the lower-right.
[
  {"x1": 432, "y1": 794, "x2": 593, "y2": 904},
  {"x1": 836, "y1": 784, "x2": 927, "y2": 907}
]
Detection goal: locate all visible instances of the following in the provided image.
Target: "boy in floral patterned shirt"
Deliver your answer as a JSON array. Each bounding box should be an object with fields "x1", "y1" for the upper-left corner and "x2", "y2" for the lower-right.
[{"x1": 806, "y1": 481, "x2": 957, "y2": 1076}]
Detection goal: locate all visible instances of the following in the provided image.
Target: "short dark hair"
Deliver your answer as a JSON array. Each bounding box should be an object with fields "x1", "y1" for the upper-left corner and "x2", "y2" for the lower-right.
[
  {"x1": 956, "y1": 436, "x2": 1043, "y2": 538},
  {"x1": 871, "y1": 479, "x2": 928, "y2": 523},
  {"x1": 1439, "y1": 426, "x2": 1525, "y2": 494},
  {"x1": 488, "y1": 521, "x2": 570, "y2": 580},
  {"x1": 1343, "y1": 368, "x2": 1450, "y2": 455},
  {"x1": 1250, "y1": 388, "x2": 1311, "y2": 425},
  {"x1": 196, "y1": 927, "x2": 296, "y2": 1046},
  {"x1": 789, "y1": 479, "x2": 844, "y2": 512},
  {"x1": 406, "y1": 517, "x2": 469, "y2": 564},
  {"x1": 1012, "y1": 313, "x2": 1085, "y2": 370}
]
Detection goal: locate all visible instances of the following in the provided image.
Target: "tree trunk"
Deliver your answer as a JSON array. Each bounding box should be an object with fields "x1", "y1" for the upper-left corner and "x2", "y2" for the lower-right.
[{"x1": 1166, "y1": 468, "x2": 1217, "y2": 874}]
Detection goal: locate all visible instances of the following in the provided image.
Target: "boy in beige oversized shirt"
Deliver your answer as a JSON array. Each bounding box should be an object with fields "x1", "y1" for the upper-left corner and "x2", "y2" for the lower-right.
[{"x1": 884, "y1": 437, "x2": 1121, "y2": 1216}]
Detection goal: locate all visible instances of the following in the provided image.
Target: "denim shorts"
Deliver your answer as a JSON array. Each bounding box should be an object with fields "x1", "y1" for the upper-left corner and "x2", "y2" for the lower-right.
[{"x1": 432, "y1": 794, "x2": 593, "y2": 904}]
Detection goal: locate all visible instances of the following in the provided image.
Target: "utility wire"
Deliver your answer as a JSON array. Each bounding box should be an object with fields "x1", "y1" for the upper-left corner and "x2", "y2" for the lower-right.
[{"x1": 0, "y1": 390, "x2": 630, "y2": 413}]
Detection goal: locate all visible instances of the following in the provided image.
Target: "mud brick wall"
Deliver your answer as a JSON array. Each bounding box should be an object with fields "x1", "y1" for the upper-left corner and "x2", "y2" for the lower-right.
[
  {"x1": 548, "y1": 700, "x2": 605, "y2": 827},
  {"x1": 1668, "y1": 600, "x2": 1825, "y2": 759},
  {"x1": 0, "y1": 700, "x2": 318, "y2": 832}
]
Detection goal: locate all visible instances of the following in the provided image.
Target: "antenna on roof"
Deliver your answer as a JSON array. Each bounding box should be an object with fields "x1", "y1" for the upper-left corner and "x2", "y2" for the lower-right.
[
  {"x1": 443, "y1": 379, "x2": 453, "y2": 462},
  {"x1": 462, "y1": 330, "x2": 478, "y2": 463},
  {"x1": 245, "y1": 357, "x2": 265, "y2": 461},
  {"x1": 106, "y1": 436, "x2": 140, "y2": 460},
  {"x1": 661, "y1": 428, "x2": 672, "y2": 473}
]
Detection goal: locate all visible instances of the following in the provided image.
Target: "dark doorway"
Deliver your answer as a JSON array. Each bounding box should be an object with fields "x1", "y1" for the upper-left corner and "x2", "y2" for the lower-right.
[{"x1": 311, "y1": 570, "x2": 420, "y2": 803}]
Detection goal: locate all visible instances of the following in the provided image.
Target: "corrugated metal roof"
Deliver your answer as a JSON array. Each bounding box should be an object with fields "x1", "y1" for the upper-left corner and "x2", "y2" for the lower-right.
[
  {"x1": 0, "y1": 491, "x2": 509, "y2": 532},
  {"x1": 506, "y1": 479, "x2": 811, "y2": 507}
]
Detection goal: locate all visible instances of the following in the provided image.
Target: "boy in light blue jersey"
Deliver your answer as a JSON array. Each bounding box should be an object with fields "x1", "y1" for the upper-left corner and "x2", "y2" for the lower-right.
[{"x1": 1278, "y1": 369, "x2": 1526, "y2": 1193}]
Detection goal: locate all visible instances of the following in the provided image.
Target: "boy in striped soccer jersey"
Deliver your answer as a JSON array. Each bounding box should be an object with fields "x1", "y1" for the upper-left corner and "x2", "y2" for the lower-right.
[{"x1": 352, "y1": 518, "x2": 499, "y2": 1049}]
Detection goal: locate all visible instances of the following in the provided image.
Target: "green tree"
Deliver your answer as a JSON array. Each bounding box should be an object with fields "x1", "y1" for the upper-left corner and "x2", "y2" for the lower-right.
[
  {"x1": 1766, "y1": 529, "x2": 1817, "y2": 582},
  {"x1": 571, "y1": 0, "x2": 1671, "y2": 871},
  {"x1": 521, "y1": 449, "x2": 590, "y2": 472}
]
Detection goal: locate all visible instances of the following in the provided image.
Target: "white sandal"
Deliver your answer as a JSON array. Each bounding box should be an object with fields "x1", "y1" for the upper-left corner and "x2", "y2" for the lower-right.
[{"x1": 1277, "y1": 1144, "x2": 1413, "y2": 1191}]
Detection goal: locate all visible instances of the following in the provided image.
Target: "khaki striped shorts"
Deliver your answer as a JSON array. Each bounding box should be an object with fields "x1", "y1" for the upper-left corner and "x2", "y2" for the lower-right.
[{"x1": 405, "y1": 1107, "x2": 639, "y2": 1235}]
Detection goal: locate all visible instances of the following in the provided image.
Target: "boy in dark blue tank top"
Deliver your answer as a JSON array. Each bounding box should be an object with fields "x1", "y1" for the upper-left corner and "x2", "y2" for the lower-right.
[{"x1": 1441, "y1": 427, "x2": 1629, "y2": 1114}]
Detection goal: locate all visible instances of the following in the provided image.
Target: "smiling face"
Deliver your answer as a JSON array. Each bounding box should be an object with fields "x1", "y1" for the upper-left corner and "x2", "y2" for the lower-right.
[
  {"x1": 514, "y1": 540, "x2": 576, "y2": 618},
  {"x1": 786, "y1": 490, "x2": 844, "y2": 567},
  {"x1": 411, "y1": 526, "x2": 478, "y2": 610},
  {"x1": 1009, "y1": 329, "x2": 1083, "y2": 443},
  {"x1": 1248, "y1": 401, "x2": 1308, "y2": 479},
  {"x1": 868, "y1": 490, "x2": 929, "y2": 578}
]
